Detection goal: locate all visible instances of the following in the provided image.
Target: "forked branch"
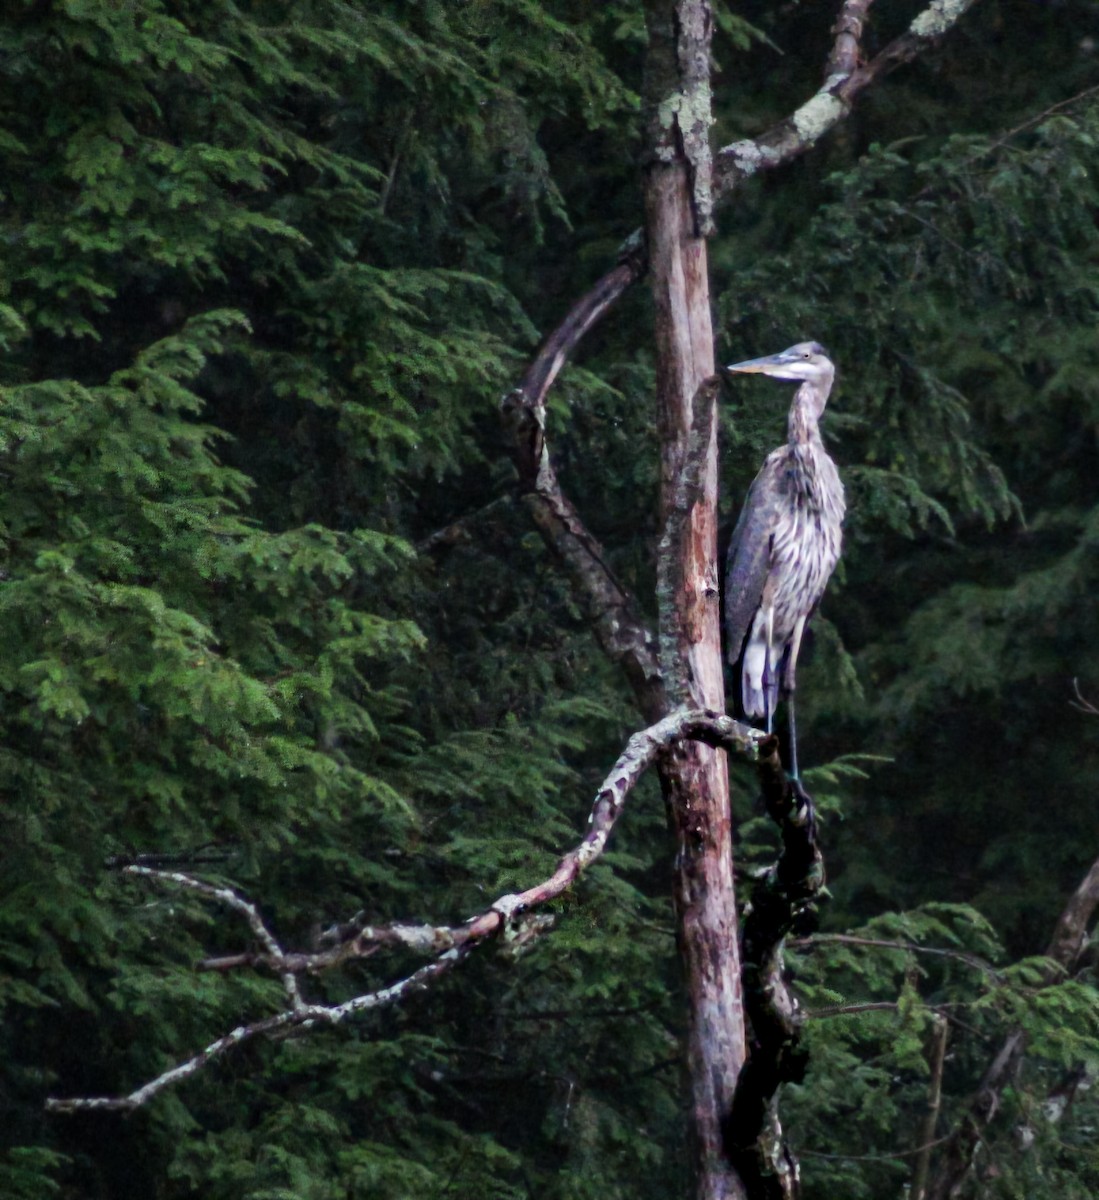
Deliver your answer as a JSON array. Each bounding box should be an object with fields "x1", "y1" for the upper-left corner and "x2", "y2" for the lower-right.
[
  {"x1": 46, "y1": 708, "x2": 767, "y2": 1115},
  {"x1": 714, "y1": 0, "x2": 981, "y2": 197}
]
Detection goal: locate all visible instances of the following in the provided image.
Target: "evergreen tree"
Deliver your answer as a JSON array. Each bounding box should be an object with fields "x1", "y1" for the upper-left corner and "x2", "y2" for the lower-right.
[{"x1": 1, "y1": 1, "x2": 1098, "y2": 1197}]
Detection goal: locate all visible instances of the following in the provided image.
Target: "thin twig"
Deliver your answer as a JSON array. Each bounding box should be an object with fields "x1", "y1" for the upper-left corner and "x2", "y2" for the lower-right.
[
  {"x1": 912, "y1": 1016, "x2": 949, "y2": 1200},
  {"x1": 790, "y1": 932, "x2": 1001, "y2": 979},
  {"x1": 378, "y1": 106, "x2": 415, "y2": 217},
  {"x1": 809, "y1": 1000, "x2": 918, "y2": 1018},
  {"x1": 416, "y1": 495, "x2": 514, "y2": 553},
  {"x1": 910, "y1": 84, "x2": 1099, "y2": 203},
  {"x1": 975, "y1": 83, "x2": 1099, "y2": 159},
  {"x1": 126, "y1": 866, "x2": 305, "y2": 1012},
  {"x1": 800, "y1": 1133, "x2": 956, "y2": 1164},
  {"x1": 1070, "y1": 677, "x2": 1099, "y2": 716}
]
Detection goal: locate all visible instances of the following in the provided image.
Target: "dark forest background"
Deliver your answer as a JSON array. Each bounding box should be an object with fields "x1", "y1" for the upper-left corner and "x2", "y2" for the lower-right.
[{"x1": 1, "y1": 2, "x2": 1098, "y2": 1197}]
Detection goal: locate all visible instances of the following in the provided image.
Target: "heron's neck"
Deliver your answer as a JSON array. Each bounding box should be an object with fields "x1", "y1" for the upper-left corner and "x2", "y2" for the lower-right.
[{"x1": 788, "y1": 381, "x2": 829, "y2": 445}]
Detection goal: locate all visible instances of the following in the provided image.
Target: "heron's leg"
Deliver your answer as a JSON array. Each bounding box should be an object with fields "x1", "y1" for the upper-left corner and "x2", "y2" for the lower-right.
[
  {"x1": 783, "y1": 616, "x2": 808, "y2": 780},
  {"x1": 787, "y1": 694, "x2": 799, "y2": 781}
]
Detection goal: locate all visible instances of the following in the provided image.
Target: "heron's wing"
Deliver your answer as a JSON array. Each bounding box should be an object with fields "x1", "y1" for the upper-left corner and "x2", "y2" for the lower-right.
[{"x1": 723, "y1": 457, "x2": 783, "y2": 664}]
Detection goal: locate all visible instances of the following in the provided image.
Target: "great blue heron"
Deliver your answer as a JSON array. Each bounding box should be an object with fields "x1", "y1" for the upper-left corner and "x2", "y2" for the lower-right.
[{"x1": 723, "y1": 341, "x2": 845, "y2": 778}]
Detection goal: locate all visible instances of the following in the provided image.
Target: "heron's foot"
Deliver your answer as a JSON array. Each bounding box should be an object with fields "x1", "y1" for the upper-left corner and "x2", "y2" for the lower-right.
[
  {"x1": 789, "y1": 776, "x2": 812, "y2": 806},
  {"x1": 787, "y1": 776, "x2": 817, "y2": 839}
]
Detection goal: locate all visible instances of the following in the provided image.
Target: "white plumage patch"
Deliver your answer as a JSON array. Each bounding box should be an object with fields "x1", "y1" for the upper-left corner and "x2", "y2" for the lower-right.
[{"x1": 742, "y1": 633, "x2": 771, "y2": 719}]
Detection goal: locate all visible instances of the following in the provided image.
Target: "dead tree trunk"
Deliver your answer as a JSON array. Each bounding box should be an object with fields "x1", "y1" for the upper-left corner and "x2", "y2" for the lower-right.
[{"x1": 643, "y1": 5, "x2": 747, "y2": 1198}]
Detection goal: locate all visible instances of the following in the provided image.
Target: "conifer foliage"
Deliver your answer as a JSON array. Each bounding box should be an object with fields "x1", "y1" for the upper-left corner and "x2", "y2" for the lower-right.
[{"x1": 2, "y1": 2, "x2": 1099, "y2": 1198}]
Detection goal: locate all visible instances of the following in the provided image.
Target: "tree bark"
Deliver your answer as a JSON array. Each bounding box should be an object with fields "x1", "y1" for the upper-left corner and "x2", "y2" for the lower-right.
[
  {"x1": 725, "y1": 760, "x2": 825, "y2": 1198},
  {"x1": 644, "y1": 5, "x2": 746, "y2": 1197},
  {"x1": 649, "y1": 168, "x2": 745, "y2": 1200}
]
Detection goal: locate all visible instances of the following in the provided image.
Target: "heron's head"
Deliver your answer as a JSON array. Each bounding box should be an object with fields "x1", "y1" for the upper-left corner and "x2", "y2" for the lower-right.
[{"x1": 724, "y1": 341, "x2": 834, "y2": 387}]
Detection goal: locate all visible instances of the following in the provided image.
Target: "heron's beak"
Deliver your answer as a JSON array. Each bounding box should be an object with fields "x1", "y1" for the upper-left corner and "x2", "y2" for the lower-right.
[{"x1": 724, "y1": 352, "x2": 790, "y2": 376}]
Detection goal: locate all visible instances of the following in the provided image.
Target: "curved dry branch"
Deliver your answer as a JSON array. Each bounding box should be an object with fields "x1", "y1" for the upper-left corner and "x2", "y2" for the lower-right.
[
  {"x1": 46, "y1": 708, "x2": 766, "y2": 1116},
  {"x1": 500, "y1": 236, "x2": 665, "y2": 716},
  {"x1": 503, "y1": 236, "x2": 647, "y2": 460}
]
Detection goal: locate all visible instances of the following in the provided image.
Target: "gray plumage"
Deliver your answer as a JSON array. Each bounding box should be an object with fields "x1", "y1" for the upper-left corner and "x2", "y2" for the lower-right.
[{"x1": 724, "y1": 342, "x2": 845, "y2": 729}]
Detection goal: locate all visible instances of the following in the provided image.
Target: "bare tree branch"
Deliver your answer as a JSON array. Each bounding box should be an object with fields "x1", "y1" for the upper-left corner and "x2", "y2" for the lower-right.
[
  {"x1": 505, "y1": 234, "x2": 647, "y2": 438},
  {"x1": 499, "y1": 235, "x2": 664, "y2": 717},
  {"x1": 826, "y1": 0, "x2": 878, "y2": 80},
  {"x1": 44, "y1": 950, "x2": 470, "y2": 1115},
  {"x1": 47, "y1": 708, "x2": 766, "y2": 1115},
  {"x1": 912, "y1": 1016, "x2": 950, "y2": 1200},
  {"x1": 714, "y1": 0, "x2": 982, "y2": 200},
  {"x1": 123, "y1": 866, "x2": 305, "y2": 1012}
]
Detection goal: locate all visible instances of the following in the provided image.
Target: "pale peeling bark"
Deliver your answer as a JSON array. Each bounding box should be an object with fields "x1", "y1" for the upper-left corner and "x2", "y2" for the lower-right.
[
  {"x1": 47, "y1": 709, "x2": 766, "y2": 1116},
  {"x1": 644, "y1": 6, "x2": 748, "y2": 1193}
]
